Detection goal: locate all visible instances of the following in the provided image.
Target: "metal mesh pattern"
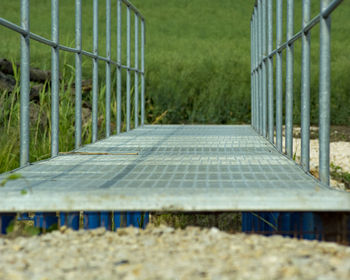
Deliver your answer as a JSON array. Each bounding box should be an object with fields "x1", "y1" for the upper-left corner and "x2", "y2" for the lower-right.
[{"x1": 0, "y1": 125, "x2": 349, "y2": 212}]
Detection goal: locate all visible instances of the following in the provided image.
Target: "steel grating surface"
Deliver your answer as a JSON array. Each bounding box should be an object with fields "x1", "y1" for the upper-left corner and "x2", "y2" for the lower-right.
[{"x1": 0, "y1": 125, "x2": 349, "y2": 212}]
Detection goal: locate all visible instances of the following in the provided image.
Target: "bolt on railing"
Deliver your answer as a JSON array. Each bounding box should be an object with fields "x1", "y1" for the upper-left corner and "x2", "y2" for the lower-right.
[
  {"x1": 251, "y1": 0, "x2": 344, "y2": 186},
  {"x1": 0, "y1": 0, "x2": 146, "y2": 167}
]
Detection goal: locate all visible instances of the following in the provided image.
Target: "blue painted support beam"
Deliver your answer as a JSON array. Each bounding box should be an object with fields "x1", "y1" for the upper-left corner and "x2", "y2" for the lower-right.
[
  {"x1": 60, "y1": 212, "x2": 80, "y2": 230},
  {"x1": 100, "y1": 212, "x2": 112, "y2": 229},
  {"x1": 34, "y1": 212, "x2": 58, "y2": 230},
  {"x1": 0, "y1": 213, "x2": 16, "y2": 234},
  {"x1": 242, "y1": 212, "x2": 324, "y2": 240},
  {"x1": 114, "y1": 212, "x2": 127, "y2": 229},
  {"x1": 278, "y1": 212, "x2": 293, "y2": 237},
  {"x1": 83, "y1": 211, "x2": 112, "y2": 230}
]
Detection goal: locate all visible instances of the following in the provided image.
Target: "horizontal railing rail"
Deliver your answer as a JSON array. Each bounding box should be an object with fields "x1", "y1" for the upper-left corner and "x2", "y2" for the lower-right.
[
  {"x1": 250, "y1": 0, "x2": 343, "y2": 186},
  {"x1": 0, "y1": 0, "x2": 146, "y2": 167}
]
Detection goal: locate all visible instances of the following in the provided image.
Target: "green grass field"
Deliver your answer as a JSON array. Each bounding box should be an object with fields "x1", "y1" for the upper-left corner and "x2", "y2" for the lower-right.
[{"x1": 0, "y1": 0, "x2": 350, "y2": 172}]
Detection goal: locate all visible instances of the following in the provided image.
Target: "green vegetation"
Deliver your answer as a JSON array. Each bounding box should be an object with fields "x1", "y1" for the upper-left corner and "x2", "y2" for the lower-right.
[
  {"x1": 330, "y1": 163, "x2": 350, "y2": 190},
  {"x1": 151, "y1": 212, "x2": 241, "y2": 232},
  {"x1": 0, "y1": 56, "x2": 125, "y2": 172}
]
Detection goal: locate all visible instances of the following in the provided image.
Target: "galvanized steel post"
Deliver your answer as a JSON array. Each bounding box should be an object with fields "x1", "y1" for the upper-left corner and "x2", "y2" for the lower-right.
[
  {"x1": 319, "y1": 0, "x2": 331, "y2": 185},
  {"x1": 301, "y1": 0, "x2": 311, "y2": 171},
  {"x1": 51, "y1": 0, "x2": 60, "y2": 157},
  {"x1": 134, "y1": 14, "x2": 139, "y2": 128},
  {"x1": 141, "y1": 19, "x2": 145, "y2": 126},
  {"x1": 75, "y1": 0, "x2": 82, "y2": 149},
  {"x1": 258, "y1": 1, "x2": 263, "y2": 135},
  {"x1": 275, "y1": 0, "x2": 283, "y2": 152},
  {"x1": 253, "y1": 7, "x2": 257, "y2": 132},
  {"x1": 117, "y1": 0, "x2": 122, "y2": 134},
  {"x1": 254, "y1": 7, "x2": 259, "y2": 133},
  {"x1": 285, "y1": 0, "x2": 294, "y2": 158},
  {"x1": 105, "y1": 0, "x2": 111, "y2": 137},
  {"x1": 20, "y1": 0, "x2": 30, "y2": 167},
  {"x1": 250, "y1": 15, "x2": 256, "y2": 129},
  {"x1": 262, "y1": 0, "x2": 267, "y2": 138},
  {"x1": 252, "y1": 16, "x2": 256, "y2": 130},
  {"x1": 267, "y1": 0, "x2": 274, "y2": 143},
  {"x1": 92, "y1": 0, "x2": 98, "y2": 143},
  {"x1": 256, "y1": 3, "x2": 260, "y2": 133},
  {"x1": 250, "y1": 20, "x2": 254, "y2": 127},
  {"x1": 126, "y1": 5, "x2": 131, "y2": 131},
  {"x1": 252, "y1": 13, "x2": 257, "y2": 130}
]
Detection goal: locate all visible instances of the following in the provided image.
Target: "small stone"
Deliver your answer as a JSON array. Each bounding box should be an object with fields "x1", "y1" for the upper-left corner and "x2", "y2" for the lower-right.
[
  {"x1": 12, "y1": 244, "x2": 23, "y2": 252},
  {"x1": 59, "y1": 225, "x2": 67, "y2": 233},
  {"x1": 209, "y1": 227, "x2": 220, "y2": 235},
  {"x1": 90, "y1": 227, "x2": 106, "y2": 237},
  {"x1": 117, "y1": 227, "x2": 138, "y2": 236}
]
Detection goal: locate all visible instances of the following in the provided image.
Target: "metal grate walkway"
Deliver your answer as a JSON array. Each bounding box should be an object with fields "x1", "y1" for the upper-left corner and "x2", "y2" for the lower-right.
[{"x1": 1, "y1": 125, "x2": 349, "y2": 212}]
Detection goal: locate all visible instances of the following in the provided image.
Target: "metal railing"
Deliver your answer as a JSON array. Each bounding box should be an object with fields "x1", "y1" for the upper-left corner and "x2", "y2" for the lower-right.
[
  {"x1": 0, "y1": 0, "x2": 146, "y2": 167},
  {"x1": 251, "y1": 0, "x2": 343, "y2": 185}
]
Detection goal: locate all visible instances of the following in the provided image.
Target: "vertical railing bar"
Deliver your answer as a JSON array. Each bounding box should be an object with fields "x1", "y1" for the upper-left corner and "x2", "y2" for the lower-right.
[
  {"x1": 285, "y1": 0, "x2": 294, "y2": 158},
  {"x1": 252, "y1": 16, "x2": 256, "y2": 130},
  {"x1": 134, "y1": 13, "x2": 139, "y2": 128},
  {"x1": 250, "y1": 20, "x2": 254, "y2": 128},
  {"x1": 267, "y1": 0, "x2": 274, "y2": 143},
  {"x1": 141, "y1": 19, "x2": 145, "y2": 126},
  {"x1": 256, "y1": 5, "x2": 259, "y2": 133},
  {"x1": 262, "y1": 0, "x2": 267, "y2": 138},
  {"x1": 301, "y1": 0, "x2": 311, "y2": 172},
  {"x1": 75, "y1": 0, "x2": 82, "y2": 149},
  {"x1": 51, "y1": 0, "x2": 59, "y2": 157},
  {"x1": 20, "y1": 0, "x2": 30, "y2": 167},
  {"x1": 106, "y1": 0, "x2": 111, "y2": 137},
  {"x1": 252, "y1": 10, "x2": 257, "y2": 131},
  {"x1": 116, "y1": 0, "x2": 122, "y2": 134},
  {"x1": 276, "y1": 0, "x2": 283, "y2": 152},
  {"x1": 254, "y1": 7, "x2": 259, "y2": 133},
  {"x1": 252, "y1": 12, "x2": 254, "y2": 130},
  {"x1": 319, "y1": 0, "x2": 331, "y2": 185},
  {"x1": 126, "y1": 5, "x2": 131, "y2": 132},
  {"x1": 253, "y1": 12, "x2": 256, "y2": 130},
  {"x1": 92, "y1": 0, "x2": 98, "y2": 143},
  {"x1": 258, "y1": 1, "x2": 262, "y2": 135}
]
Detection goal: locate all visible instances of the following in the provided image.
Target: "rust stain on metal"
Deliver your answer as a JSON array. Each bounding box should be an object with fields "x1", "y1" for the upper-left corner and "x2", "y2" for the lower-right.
[{"x1": 59, "y1": 152, "x2": 138, "y2": 156}]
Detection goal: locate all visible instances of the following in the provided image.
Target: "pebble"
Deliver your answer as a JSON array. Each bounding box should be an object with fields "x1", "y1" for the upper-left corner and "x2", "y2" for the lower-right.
[{"x1": 0, "y1": 226, "x2": 349, "y2": 280}]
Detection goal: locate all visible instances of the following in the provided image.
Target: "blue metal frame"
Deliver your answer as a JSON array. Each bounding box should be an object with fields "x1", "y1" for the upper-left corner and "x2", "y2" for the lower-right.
[
  {"x1": 60, "y1": 212, "x2": 80, "y2": 230},
  {"x1": 34, "y1": 212, "x2": 58, "y2": 230}
]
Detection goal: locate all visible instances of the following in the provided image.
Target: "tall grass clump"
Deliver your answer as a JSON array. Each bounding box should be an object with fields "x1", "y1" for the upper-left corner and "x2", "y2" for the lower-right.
[{"x1": 0, "y1": 55, "x2": 123, "y2": 173}]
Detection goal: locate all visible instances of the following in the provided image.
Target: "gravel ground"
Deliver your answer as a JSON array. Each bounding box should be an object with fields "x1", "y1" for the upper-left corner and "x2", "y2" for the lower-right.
[
  {"x1": 283, "y1": 137, "x2": 350, "y2": 190},
  {"x1": 291, "y1": 139, "x2": 350, "y2": 174},
  {"x1": 1, "y1": 225, "x2": 350, "y2": 280}
]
